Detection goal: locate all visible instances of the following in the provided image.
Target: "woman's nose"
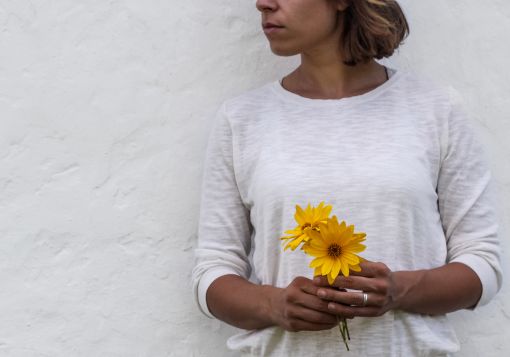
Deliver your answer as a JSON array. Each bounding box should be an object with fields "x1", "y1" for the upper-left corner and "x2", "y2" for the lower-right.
[{"x1": 255, "y1": 0, "x2": 278, "y2": 12}]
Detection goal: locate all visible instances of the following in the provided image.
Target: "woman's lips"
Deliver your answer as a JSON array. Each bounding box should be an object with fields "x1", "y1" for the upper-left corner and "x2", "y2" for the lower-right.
[{"x1": 263, "y1": 25, "x2": 284, "y2": 35}]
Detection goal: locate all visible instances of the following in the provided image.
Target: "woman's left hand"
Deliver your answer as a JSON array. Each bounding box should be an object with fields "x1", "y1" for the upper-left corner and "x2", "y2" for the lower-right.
[{"x1": 312, "y1": 260, "x2": 400, "y2": 318}]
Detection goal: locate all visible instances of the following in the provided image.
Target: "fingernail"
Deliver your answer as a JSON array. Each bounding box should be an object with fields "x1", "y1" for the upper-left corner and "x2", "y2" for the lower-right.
[
  {"x1": 313, "y1": 276, "x2": 321, "y2": 283},
  {"x1": 317, "y1": 289, "x2": 326, "y2": 297}
]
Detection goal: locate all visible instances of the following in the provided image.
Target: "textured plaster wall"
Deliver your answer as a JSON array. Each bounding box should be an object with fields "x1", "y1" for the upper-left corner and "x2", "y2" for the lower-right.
[{"x1": 0, "y1": 0, "x2": 508, "y2": 356}]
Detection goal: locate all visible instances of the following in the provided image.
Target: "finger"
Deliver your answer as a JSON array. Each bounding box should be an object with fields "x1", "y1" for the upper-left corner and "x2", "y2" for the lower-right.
[
  {"x1": 350, "y1": 261, "x2": 391, "y2": 278},
  {"x1": 317, "y1": 289, "x2": 382, "y2": 307},
  {"x1": 326, "y1": 302, "x2": 384, "y2": 318},
  {"x1": 312, "y1": 268, "x2": 375, "y2": 287},
  {"x1": 313, "y1": 274, "x2": 383, "y2": 294},
  {"x1": 301, "y1": 279, "x2": 348, "y2": 301},
  {"x1": 320, "y1": 275, "x2": 381, "y2": 292},
  {"x1": 312, "y1": 275, "x2": 330, "y2": 287},
  {"x1": 336, "y1": 276, "x2": 377, "y2": 291},
  {"x1": 313, "y1": 275, "x2": 355, "y2": 287},
  {"x1": 301, "y1": 279, "x2": 322, "y2": 294},
  {"x1": 291, "y1": 305, "x2": 339, "y2": 325},
  {"x1": 287, "y1": 318, "x2": 338, "y2": 332},
  {"x1": 296, "y1": 285, "x2": 340, "y2": 314},
  {"x1": 348, "y1": 260, "x2": 378, "y2": 277}
]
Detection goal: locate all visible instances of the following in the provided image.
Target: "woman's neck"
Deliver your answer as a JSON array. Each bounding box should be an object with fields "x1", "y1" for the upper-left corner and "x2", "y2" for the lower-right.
[{"x1": 281, "y1": 60, "x2": 388, "y2": 100}]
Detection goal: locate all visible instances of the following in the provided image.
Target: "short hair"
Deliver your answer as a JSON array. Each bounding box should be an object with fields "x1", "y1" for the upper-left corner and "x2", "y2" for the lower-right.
[{"x1": 340, "y1": 0, "x2": 410, "y2": 66}]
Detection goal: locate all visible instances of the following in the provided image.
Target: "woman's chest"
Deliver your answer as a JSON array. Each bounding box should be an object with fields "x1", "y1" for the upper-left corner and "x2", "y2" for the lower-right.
[{"x1": 237, "y1": 110, "x2": 442, "y2": 210}]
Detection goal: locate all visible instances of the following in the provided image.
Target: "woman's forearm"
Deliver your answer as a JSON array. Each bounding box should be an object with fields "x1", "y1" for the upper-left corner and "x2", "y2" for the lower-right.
[
  {"x1": 206, "y1": 274, "x2": 340, "y2": 332},
  {"x1": 206, "y1": 274, "x2": 279, "y2": 330},
  {"x1": 393, "y1": 262, "x2": 482, "y2": 315}
]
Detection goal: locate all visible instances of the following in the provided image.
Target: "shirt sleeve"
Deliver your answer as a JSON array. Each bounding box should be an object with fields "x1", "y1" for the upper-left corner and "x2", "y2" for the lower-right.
[
  {"x1": 191, "y1": 101, "x2": 253, "y2": 319},
  {"x1": 437, "y1": 86, "x2": 503, "y2": 309}
]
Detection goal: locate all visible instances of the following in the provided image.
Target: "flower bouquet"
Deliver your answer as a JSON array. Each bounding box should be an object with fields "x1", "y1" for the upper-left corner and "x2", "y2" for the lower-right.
[{"x1": 280, "y1": 201, "x2": 367, "y2": 351}]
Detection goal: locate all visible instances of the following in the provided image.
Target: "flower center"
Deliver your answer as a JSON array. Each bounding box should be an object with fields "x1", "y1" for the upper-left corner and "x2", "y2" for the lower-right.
[
  {"x1": 303, "y1": 222, "x2": 320, "y2": 231},
  {"x1": 328, "y1": 243, "x2": 342, "y2": 258}
]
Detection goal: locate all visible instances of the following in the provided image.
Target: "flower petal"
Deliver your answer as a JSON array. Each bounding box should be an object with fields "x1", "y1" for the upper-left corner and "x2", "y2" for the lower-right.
[
  {"x1": 287, "y1": 236, "x2": 305, "y2": 251},
  {"x1": 310, "y1": 256, "x2": 328, "y2": 268},
  {"x1": 294, "y1": 205, "x2": 306, "y2": 224},
  {"x1": 321, "y1": 257, "x2": 334, "y2": 275},
  {"x1": 309, "y1": 237, "x2": 327, "y2": 250},
  {"x1": 323, "y1": 204, "x2": 332, "y2": 218},
  {"x1": 340, "y1": 258, "x2": 350, "y2": 277},
  {"x1": 307, "y1": 229, "x2": 323, "y2": 241},
  {"x1": 327, "y1": 272, "x2": 335, "y2": 285},
  {"x1": 341, "y1": 252, "x2": 360, "y2": 265},
  {"x1": 344, "y1": 243, "x2": 366, "y2": 253},
  {"x1": 331, "y1": 258, "x2": 341, "y2": 279},
  {"x1": 350, "y1": 264, "x2": 362, "y2": 272},
  {"x1": 303, "y1": 245, "x2": 327, "y2": 257}
]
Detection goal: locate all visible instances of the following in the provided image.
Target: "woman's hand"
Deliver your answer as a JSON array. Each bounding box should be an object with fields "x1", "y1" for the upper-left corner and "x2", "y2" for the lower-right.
[
  {"x1": 268, "y1": 276, "x2": 345, "y2": 332},
  {"x1": 312, "y1": 260, "x2": 399, "y2": 318},
  {"x1": 207, "y1": 262, "x2": 482, "y2": 331}
]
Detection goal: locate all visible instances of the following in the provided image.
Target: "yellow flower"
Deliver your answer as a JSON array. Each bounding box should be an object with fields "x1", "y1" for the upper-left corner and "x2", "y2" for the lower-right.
[
  {"x1": 303, "y1": 215, "x2": 366, "y2": 285},
  {"x1": 280, "y1": 201, "x2": 332, "y2": 251}
]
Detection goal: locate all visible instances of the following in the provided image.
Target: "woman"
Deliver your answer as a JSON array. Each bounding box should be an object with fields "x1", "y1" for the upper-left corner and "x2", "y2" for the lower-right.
[{"x1": 192, "y1": 0, "x2": 503, "y2": 355}]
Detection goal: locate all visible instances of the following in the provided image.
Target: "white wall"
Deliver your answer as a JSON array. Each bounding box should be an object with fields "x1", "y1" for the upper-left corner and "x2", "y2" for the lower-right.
[{"x1": 0, "y1": 0, "x2": 508, "y2": 356}]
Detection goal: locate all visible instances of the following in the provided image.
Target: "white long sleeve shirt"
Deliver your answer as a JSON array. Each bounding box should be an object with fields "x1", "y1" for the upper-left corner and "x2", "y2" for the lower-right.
[{"x1": 191, "y1": 67, "x2": 503, "y2": 356}]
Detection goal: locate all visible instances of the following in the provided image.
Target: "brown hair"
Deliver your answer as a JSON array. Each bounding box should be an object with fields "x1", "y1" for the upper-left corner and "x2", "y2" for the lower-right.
[{"x1": 340, "y1": 0, "x2": 410, "y2": 66}]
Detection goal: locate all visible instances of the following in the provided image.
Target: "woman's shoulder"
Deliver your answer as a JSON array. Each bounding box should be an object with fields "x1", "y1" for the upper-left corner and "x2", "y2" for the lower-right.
[
  {"x1": 220, "y1": 80, "x2": 278, "y2": 116},
  {"x1": 396, "y1": 68, "x2": 461, "y2": 105}
]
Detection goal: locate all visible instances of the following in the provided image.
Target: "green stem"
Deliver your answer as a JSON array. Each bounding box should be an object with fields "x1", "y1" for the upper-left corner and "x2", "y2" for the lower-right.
[
  {"x1": 336, "y1": 316, "x2": 350, "y2": 351},
  {"x1": 344, "y1": 318, "x2": 351, "y2": 340}
]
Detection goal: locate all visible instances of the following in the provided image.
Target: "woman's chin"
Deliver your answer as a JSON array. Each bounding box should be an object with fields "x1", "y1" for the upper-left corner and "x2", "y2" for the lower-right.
[{"x1": 268, "y1": 44, "x2": 301, "y2": 57}]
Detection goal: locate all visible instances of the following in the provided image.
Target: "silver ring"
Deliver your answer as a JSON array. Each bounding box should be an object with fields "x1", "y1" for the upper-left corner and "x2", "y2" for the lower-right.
[{"x1": 362, "y1": 292, "x2": 368, "y2": 307}]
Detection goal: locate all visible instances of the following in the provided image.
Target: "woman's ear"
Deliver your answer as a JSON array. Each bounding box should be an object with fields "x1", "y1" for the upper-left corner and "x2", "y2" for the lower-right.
[{"x1": 336, "y1": 0, "x2": 351, "y2": 12}]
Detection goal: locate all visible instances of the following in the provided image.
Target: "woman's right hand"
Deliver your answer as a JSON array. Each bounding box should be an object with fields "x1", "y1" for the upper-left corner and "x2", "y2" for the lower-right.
[{"x1": 267, "y1": 276, "x2": 344, "y2": 332}]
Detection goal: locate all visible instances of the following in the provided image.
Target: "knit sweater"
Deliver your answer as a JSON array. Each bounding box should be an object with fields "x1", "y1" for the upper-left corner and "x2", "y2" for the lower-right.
[{"x1": 191, "y1": 67, "x2": 503, "y2": 356}]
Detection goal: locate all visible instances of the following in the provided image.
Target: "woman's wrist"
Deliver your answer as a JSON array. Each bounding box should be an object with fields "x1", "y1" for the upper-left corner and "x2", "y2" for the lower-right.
[
  {"x1": 391, "y1": 269, "x2": 427, "y2": 312},
  {"x1": 207, "y1": 276, "x2": 282, "y2": 330},
  {"x1": 390, "y1": 263, "x2": 482, "y2": 315},
  {"x1": 260, "y1": 285, "x2": 282, "y2": 327}
]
